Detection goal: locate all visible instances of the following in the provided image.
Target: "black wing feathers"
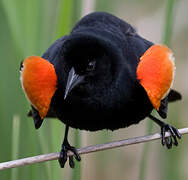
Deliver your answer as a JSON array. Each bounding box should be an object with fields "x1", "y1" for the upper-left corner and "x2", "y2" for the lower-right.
[
  {"x1": 158, "y1": 89, "x2": 182, "y2": 119},
  {"x1": 167, "y1": 89, "x2": 182, "y2": 102},
  {"x1": 28, "y1": 106, "x2": 57, "y2": 129},
  {"x1": 28, "y1": 106, "x2": 43, "y2": 129}
]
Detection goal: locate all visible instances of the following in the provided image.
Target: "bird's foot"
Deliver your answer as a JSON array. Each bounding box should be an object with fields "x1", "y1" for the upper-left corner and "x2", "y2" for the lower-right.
[
  {"x1": 58, "y1": 141, "x2": 81, "y2": 168},
  {"x1": 161, "y1": 123, "x2": 181, "y2": 149}
]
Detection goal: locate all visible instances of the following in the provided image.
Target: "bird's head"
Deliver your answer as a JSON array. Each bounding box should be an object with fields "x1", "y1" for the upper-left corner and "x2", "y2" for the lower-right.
[
  {"x1": 20, "y1": 56, "x2": 57, "y2": 119},
  {"x1": 62, "y1": 36, "x2": 121, "y2": 106}
]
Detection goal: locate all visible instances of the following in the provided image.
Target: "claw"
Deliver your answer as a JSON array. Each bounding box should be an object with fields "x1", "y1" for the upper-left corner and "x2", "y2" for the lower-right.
[
  {"x1": 149, "y1": 114, "x2": 181, "y2": 149},
  {"x1": 58, "y1": 146, "x2": 68, "y2": 168},
  {"x1": 172, "y1": 126, "x2": 181, "y2": 139},
  {"x1": 58, "y1": 142, "x2": 81, "y2": 168},
  {"x1": 165, "y1": 136, "x2": 172, "y2": 149},
  {"x1": 69, "y1": 156, "x2": 75, "y2": 168},
  {"x1": 161, "y1": 124, "x2": 181, "y2": 149},
  {"x1": 173, "y1": 136, "x2": 178, "y2": 146},
  {"x1": 161, "y1": 126, "x2": 166, "y2": 146},
  {"x1": 69, "y1": 146, "x2": 81, "y2": 161}
]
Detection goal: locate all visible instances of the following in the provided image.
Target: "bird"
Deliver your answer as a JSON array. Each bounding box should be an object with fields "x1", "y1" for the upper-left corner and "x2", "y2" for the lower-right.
[{"x1": 20, "y1": 12, "x2": 182, "y2": 168}]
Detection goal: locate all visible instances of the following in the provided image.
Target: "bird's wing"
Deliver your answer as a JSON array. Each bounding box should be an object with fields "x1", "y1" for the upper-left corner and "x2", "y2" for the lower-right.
[
  {"x1": 26, "y1": 36, "x2": 68, "y2": 129},
  {"x1": 42, "y1": 36, "x2": 68, "y2": 63},
  {"x1": 137, "y1": 44, "x2": 178, "y2": 118}
]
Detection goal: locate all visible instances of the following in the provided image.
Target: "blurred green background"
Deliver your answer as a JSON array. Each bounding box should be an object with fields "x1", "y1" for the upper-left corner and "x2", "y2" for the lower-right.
[{"x1": 0, "y1": 0, "x2": 188, "y2": 179}]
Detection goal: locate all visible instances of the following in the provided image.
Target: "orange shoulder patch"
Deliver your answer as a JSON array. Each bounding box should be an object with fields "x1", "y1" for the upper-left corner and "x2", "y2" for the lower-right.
[
  {"x1": 136, "y1": 45, "x2": 175, "y2": 110},
  {"x1": 20, "y1": 56, "x2": 57, "y2": 119}
]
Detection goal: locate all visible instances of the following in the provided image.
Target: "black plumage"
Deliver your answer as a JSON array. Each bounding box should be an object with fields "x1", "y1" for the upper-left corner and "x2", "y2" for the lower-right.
[
  {"x1": 42, "y1": 12, "x2": 154, "y2": 130},
  {"x1": 27, "y1": 12, "x2": 181, "y2": 168}
]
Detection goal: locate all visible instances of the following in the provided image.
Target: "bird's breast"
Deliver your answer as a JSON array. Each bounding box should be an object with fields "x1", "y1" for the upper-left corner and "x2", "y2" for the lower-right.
[{"x1": 54, "y1": 90, "x2": 153, "y2": 131}]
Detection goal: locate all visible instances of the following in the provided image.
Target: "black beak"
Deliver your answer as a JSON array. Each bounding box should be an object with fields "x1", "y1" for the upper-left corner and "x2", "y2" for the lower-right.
[{"x1": 64, "y1": 67, "x2": 84, "y2": 99}]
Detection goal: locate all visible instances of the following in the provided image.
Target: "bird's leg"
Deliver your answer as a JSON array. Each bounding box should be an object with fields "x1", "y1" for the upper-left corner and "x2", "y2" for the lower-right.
[
  {"x1": 58, "y1": 125, "x2": 81, "y2": 168},
  {"x1": 148, "y1": 114, "x2": 181, "y2": 149}
]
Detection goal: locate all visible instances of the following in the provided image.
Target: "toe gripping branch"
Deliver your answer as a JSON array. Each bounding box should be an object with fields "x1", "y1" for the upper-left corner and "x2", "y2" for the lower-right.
[
  {"x1": 148, "y1": 115, "x2": 181, "y2": 149},
  {"x1": 58, "y1": 126, "x2": 81, "y2": 168}
]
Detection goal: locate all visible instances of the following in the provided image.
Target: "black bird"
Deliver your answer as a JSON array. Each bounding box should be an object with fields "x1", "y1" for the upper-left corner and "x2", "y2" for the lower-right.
[{"x1": 20, "y1": 12, "x2": 182, "y2": 168}]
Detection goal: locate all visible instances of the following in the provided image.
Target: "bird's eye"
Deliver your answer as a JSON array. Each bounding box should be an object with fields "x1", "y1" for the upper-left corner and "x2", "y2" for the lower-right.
[{"x1": 86, "y1": 61, "x2": 96, "y2": 72}]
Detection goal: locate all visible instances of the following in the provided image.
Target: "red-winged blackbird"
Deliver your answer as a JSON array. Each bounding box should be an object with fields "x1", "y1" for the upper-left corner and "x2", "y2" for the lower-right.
[{"x1": 20, "y1": 12, "x2": 182, "y2": 168}]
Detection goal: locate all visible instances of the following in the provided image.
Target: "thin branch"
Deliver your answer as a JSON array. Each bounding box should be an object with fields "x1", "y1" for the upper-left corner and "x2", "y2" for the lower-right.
[{"x1": 0, "y1": 127, "x2": 188, "y2": 171}]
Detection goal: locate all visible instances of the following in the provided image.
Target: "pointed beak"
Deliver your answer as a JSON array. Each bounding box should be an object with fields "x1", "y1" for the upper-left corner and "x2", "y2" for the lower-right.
[{"x1": 64, "y1": 67, "x2": 84, "y2": 99}]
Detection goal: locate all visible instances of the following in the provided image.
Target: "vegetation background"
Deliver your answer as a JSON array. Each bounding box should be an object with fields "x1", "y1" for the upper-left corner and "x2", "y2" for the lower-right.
[{"x1": 0, "y1": 0, "x2": 187, "y2": 179}]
